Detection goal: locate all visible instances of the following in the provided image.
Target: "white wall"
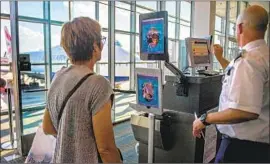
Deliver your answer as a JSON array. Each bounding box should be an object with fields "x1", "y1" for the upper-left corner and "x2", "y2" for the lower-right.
[
  {"x1": 192, "y1": 2, "x2": 211, "y2": 38},
  {"x1": 192, "y1": 2, "x2": 216, "y2": 38}
]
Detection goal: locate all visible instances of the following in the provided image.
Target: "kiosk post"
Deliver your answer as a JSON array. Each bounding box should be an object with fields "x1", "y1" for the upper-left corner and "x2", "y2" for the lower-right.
[{"x1": 148, "y1": 113, "x2": 155, "y2": 163}]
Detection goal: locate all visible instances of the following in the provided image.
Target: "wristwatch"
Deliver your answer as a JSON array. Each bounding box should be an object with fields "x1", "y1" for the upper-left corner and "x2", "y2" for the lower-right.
[{"x1": 199, "y1": 113, "x2": 210, "y2": 126}]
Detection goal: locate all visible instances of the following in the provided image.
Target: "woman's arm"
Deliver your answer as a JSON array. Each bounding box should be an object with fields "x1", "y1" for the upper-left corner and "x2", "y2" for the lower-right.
[
  {"x1": 93, "y1": 100, "x2": 122, "y2": 163},
  {"x1": 42, "y1": 109, "x2": 57, "y2": 136}
]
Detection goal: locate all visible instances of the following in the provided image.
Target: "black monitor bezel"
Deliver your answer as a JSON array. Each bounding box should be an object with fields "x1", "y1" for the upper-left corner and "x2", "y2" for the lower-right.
[{"x1": 139, "y1": 11, "x2": 169, "y2": 62}]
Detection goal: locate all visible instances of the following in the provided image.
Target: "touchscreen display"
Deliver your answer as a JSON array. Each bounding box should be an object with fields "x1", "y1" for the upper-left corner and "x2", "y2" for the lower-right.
[
  {"x1": 137, "y1": 74, "x2": 159, "y2": 108},
  {"x1": 191, "y1": 41, "x2": 210, "y2": 64},
  {"x1": 141, "y1": 18, "x2": 165, "y2": 55}
]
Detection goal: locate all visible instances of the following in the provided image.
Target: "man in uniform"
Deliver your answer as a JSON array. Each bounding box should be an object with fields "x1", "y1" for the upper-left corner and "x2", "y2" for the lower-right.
[{"x1": 193, "y1": 5, "x2": 269, "y2": 163}]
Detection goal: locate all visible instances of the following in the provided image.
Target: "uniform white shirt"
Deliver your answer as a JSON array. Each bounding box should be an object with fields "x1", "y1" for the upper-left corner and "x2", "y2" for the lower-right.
[{"x1": 217, "y1": 39, "x2": 269, "y2": 144}]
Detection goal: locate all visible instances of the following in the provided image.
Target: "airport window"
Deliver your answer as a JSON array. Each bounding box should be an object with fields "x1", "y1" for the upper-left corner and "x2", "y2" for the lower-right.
[
  {"x1": 51, "y1": 24, "x2": 61, "y2": 41},
  {"x1": 214, "y1": 16, "x2": 225, "y2": 46},
  {"x1": 136, "y1": 3, "x2": 157, "y2": 33},
  {"x1": 0, "y1": 17, "x2": 12, "y2": 101},
  {"x1": 18, "y1": 21, "x2": 46, "y2": 95},
  {"x1": 168, "y1": 40, "x2": 178, "y2": 63},
  {"x1": 115, "y1": 1, "x2": 131, "y2": 10},
  {"x1": 215, "y1": 16, "x2": 222, "y2": 32},
  {"x1": 51, "y1": 25, "x2": 67, "y2": 74},
  {"x1": 1, "y1": 1, "x2": 10, "y2": 14},
  {"x1": 17, "y1": 20, "x2": 47, "y2": 134},
  {"x1": 115, "y1": 34, "x2": 130, "y2": 62},
  {"x1": 72, "y1": 1, "x2": 95, "y2": 20},
  {"x1": 229, "y1": 2, "x2": 237, "y2": 23},
  {"x1": 227, "y1": 1, "x2": 238, "y2": 60},
  {"x1": 179, "y1": 1, "x2": 191, "y2": 69},
  {"x1": 115, "y1": 64, "x2": 130, "y2": 90},
  {"x1": 136, "y1": 1, "x2": 157, "y2": 11},
  {"x1": 214, "y1": 2, "x2": 227, "y2": 70},
  {"x1": 240, "y1": 2, "x2": 247, "y2": 13},
  {"x1": 168, "y1": 21, "x2": 176, "y2": 39},
  {"x1": 115, "y1": 33, "x2": 131, "y2": 90},
  {"x1": 1, "y1": 19, "x2": 10, "y2": 59},
  {"x1": 22, "y1": 90, "x2": 47, "y2": 135},
  {"x1": 179, "y1": 25, "x2": 190, "y2": 40},
  {"x1": 115, "y1": 3, "x2": 131, "y2": 32},
  {"x1": 179, "y1": 24, "x2": 190, "y2": 69},
  {"x1": 51, "y1": 1, "x2": 69, "y2": 22},
  {"x1": 215, "y1": 1, "x2": 227, "y2": 46},
  {"x1": 0, "y1": 1, "x2": 193, "y2": 134},
  {"x1": 18, "y1": 2, "x2": 44, "y2": 19},
  {"x1": 19, "y1": 22, "x2": 45, "y2": 64},
  {"x1": 166, "y1": 1, "x2": 176, "y2": 17},
  {"x1": 96, "y1": 2, "x2": 108, "y2": 78},
  {"x1": 97, "y1": 31, "x2": 108, "y2": 77},
  {"x1": 181, "y1": 1, "x2": 191, "y2": 21},
  {"x1": 166, "y1": 1, "x2": 178, "y2": 69},
  {"x1": 167, "y1": 1, "x2": 177, "y2": 40},
  {"x1": 99, "y1": 2, "x2": 108, "y2": 28},
  {"x1": 214, "y1": 1, "x2": 249, "y2": 70},
  {"x1": 115, "y1": 2, "x2": 132, "y2": 91}
]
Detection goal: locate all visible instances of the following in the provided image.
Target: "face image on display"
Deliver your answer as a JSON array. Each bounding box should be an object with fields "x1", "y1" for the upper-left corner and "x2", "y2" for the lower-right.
[
  {"x1": 147, "y1": 28, "x2": 160, "y2": 48},
  {"x1": 142, "y1": 82, "x2": 154, "y2": 101},
  {"x1": 141, "y1": 18, "x2": 164, "y2": 54},
  {"x1": 137, "y1": 74, "x2": 159, "y2": 108}
]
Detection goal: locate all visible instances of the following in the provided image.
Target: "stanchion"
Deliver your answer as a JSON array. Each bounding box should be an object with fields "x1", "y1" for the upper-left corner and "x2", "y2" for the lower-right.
[
  {"x1": 1, "y1": 88, "x2": 17, "y2": 150},
  {"x1": 148, "y1": 113, "x2": 155, "y2": 163}
]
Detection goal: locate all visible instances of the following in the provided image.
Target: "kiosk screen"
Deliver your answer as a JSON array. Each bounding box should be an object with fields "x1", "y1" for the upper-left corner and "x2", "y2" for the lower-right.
[
  {"x1": 191, "y1": 40, "x2": 211, "y2": 65},
  {"x1": 141, "y1": 18, "x2": 165, "y2": 55},
  {"x1": 137, "y1": 74, "x2": 160, "y2": 108}
]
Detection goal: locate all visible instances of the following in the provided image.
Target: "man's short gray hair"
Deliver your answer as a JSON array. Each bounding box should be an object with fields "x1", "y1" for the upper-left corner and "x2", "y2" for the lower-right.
[
  {"x1": 61, "y1": 17, "x2": 101, "y2": 63},
  {"x1": 237, "y1": 5, "x2": 269, "y2": 32}
]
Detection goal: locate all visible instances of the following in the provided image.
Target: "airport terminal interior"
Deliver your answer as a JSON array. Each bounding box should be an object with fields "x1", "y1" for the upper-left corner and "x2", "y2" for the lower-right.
[{"x1": 0, "y1": 1, "x2": 269, "y2": 163}]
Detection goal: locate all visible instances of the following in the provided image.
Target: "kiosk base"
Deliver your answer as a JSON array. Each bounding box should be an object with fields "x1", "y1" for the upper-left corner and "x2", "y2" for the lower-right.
[
  {"x1": 131, "y1": 74, "x2": 223, "y2": 163},
  {"x1": 132, "y1": 109, "x2": 220, "y2": 163}
]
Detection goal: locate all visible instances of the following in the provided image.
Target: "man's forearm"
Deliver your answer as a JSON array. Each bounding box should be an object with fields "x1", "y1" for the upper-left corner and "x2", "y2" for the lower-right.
[
  {"x1": 206, "y1": 109, "x2": 259, "y2": 124},
  {"x1": 216, "y1": 57, "x2": 230, "y2": 70}
]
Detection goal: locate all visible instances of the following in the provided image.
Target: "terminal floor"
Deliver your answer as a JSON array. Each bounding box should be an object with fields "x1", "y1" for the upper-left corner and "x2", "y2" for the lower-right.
[{"x1": 1, "y1": 121, "x2": 138, "y2": 163}]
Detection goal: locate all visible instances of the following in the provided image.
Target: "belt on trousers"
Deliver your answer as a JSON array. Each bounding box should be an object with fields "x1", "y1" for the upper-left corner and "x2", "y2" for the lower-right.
[{"x1": 221, "y1": 134, "x2": 270, "y2": 147}]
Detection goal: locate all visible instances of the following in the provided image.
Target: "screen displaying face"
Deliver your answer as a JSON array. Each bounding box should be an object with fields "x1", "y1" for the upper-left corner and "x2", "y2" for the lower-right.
[
  {"x1": 137, "y1": 74, "x2": 159, "y2": 108},
  {"x1": 141, "y1": 18, "x2": 165, "y2": 55},
  {"x1": 191, "y1": 41, "x2": 210, "y2": 64}
]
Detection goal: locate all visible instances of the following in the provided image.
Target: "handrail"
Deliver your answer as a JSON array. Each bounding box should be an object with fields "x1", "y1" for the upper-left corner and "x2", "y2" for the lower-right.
[
  {"x1": 23, "y1": 88, "x2": 136, "y2": 94},
  {"x1": 113, "y1": 89, "x2": 136, "y2": 94},
  {"x1": 23, "y1": 88, "x2": 48, "y2": 93},
  {"x1": 0, "y1": 63, "x2": 11, "y2": 66}
]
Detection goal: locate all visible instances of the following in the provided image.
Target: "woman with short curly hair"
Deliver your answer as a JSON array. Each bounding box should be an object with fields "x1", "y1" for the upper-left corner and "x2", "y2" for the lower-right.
[{"x1": 42, "y1": 17, "x2": 121, "y2": 163}]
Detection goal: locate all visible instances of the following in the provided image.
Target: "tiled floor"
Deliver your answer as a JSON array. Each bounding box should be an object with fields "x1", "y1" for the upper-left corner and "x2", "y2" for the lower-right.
[{"x1": 1, "y1": 121, "x2": 138, "y2": 163}]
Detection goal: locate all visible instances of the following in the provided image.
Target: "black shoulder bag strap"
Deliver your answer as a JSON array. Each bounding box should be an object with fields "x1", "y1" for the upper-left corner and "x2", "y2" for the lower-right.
[{"x1": 57, "y1": 73, "x2": 94, "y2": 126}]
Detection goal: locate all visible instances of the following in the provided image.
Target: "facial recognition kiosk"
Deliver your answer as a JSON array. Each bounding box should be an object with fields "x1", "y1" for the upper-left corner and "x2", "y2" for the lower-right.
[{"x1": 130, "y1": 11, "x2": 223, "y2": 163}]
